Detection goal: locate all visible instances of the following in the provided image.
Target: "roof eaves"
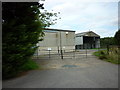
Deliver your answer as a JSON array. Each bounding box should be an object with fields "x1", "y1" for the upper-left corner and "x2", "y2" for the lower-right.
[{"x1": 44, "y1": 28, "x2": 75, "y2": 32}]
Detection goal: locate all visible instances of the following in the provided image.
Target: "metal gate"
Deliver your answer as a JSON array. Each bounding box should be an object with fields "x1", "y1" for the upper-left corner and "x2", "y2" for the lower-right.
[{"x1": 32, "y1": 49, "x2": 96, "y2": 60}]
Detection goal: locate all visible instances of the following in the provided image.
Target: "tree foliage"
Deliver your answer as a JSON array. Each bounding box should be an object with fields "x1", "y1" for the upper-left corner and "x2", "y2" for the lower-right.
[
  {"x1": 100, "y1": 29, "x2": 120, "y2": 48},
  {"x1": 2, "y1": 2, "x2": 59, "y2": 79},
  {"x1": 114, "y1": 29, "x2": 120, "y2": 46},
  {"x1": 100, "y1": 37, "x2": 115, "y2": 48}
]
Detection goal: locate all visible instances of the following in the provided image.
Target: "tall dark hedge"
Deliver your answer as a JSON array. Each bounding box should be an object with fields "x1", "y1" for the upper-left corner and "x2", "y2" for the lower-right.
[{"x1": 2, "y1": 2, "x2": 57, "y2": 79}]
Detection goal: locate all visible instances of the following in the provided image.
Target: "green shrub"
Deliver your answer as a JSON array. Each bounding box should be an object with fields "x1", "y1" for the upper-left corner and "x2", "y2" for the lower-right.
[
  {"x1": 99, "y1": 51, "x2": 107, "y2": 59},
  {"x1": 3, "y1": 59, "x2": 39, "y2": 80}
]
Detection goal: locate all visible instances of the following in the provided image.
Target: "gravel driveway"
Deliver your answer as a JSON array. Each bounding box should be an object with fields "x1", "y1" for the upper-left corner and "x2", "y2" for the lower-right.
[{"x1": 3, "y1": 50, "x2": 118, "y2": 88}]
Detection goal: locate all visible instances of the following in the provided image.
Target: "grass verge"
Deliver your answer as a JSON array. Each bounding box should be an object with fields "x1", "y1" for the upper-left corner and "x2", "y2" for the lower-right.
[
  {"x1": 3, "y1": 59, "x2": 39, "y2": 80},
  {"x1": 93, "y1": 50, "x2": 120, "y2": 64}
]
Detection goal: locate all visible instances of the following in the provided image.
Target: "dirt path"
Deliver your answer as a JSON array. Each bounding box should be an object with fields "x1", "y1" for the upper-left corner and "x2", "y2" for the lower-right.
[{"x1": 34, "y1": 50, "x2": 106, "y2": 70}]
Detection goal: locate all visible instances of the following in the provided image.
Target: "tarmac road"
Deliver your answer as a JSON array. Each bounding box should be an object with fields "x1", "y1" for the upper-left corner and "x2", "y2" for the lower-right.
[{"x1": 3, "y1": 50, "x2": 118, "y2": 88}]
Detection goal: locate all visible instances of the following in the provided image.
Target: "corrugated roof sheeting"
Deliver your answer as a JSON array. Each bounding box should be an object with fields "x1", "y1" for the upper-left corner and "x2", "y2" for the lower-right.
[{"x1": 76, "y1": 31, "x2": 100, "y2": 37}]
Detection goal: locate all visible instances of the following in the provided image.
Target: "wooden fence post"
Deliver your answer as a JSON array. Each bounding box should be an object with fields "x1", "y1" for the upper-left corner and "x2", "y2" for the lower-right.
[{"x1": 107, "y1": 45, "x2": 109, "y2": 55}]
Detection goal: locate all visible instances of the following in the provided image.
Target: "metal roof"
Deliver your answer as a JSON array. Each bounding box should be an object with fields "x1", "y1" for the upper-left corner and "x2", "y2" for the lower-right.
[
  {"x1": 76, "y1": 31, "x2": 100, "y2": 37},
  {"x1": 44, "y1": 28, "x2": 75, "y2": 32}
]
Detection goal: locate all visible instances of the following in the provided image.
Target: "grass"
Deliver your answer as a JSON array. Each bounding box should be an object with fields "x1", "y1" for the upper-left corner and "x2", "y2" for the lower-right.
[
  {"x1": 93, "y1": 50, "x2": 120, "y2": 64},
  {"x1": 21, "y1": 59, "x2": 39, "y2": 71},
  {"x1": 16, "y1": 59, "x2": 40, "y2": 78},
  {"x1": 88, "y1": 48, "x2": 105, "y2": 50}
]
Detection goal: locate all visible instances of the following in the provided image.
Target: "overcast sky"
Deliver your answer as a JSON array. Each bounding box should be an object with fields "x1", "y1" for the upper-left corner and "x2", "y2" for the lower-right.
[{"x1": 40, "y1": 0, "x2": 119, "y2": 38}]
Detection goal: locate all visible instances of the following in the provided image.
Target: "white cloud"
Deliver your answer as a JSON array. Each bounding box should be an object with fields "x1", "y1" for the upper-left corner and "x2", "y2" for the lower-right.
[{"x1": 40, "y1": 0, "x2": 118, "y2": 38}]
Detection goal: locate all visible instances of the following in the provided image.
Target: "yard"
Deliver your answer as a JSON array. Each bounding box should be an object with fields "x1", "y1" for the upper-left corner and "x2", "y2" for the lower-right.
[{"x1": 3, "y1": 49, "x2": 118, "y2": 88}]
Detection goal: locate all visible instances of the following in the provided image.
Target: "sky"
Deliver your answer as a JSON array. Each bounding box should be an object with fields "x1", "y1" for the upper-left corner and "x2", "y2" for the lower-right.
[{"x1": 39, "y1": 0, "x2": 119, "y2": 38}]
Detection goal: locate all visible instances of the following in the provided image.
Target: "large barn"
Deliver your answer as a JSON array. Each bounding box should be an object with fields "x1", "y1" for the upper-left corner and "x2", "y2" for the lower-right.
[
  {"x1": 75, "y1": 31, "x2": 100, "y2": 49},
  {"x1": 37, "y1": 28, "x2": 75, "y2": 55}
]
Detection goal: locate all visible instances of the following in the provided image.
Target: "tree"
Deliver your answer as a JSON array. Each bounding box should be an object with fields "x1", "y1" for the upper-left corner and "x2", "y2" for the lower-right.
[
  {"x1": 114, "y1": 29, "x2": 120, "y2": 46},
  {"x1": 100, "y1": 37, "x2": 115, "y2": 48},
  {"x1": 2, "y1": 2, "x2": 58, "y2": 79}
]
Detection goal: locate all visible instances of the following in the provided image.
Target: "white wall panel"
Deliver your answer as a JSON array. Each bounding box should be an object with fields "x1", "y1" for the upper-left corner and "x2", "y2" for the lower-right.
[{"x1": 75, "y1": 36, "x2": 83, "y2": 45}]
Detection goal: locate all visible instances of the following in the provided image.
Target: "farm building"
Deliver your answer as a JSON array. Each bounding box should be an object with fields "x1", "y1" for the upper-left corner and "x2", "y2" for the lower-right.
[
  {"x1": 37, "y1": 28, "x2": 75, "y2": 55},
  {"x1": 75, "y1": 31, "x2": 100, "y2": 49}
]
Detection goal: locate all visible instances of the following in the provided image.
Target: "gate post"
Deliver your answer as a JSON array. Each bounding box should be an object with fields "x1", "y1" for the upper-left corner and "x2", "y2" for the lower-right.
[
  {"x1": 118, "y1": 46, "x2": 120, "y2": 63},
  {"x1": 60, "y1": 50, "x2": 63, "y2": 59},
  {"x1": 49, "y1": 50, "x2": 50, "y2": 58},
  {"x1": 73, "y1": 49, "x2": 75, "y2": 58},
  {"x1": 85, "y1": 44, "x2": 87, "y2": 58}
]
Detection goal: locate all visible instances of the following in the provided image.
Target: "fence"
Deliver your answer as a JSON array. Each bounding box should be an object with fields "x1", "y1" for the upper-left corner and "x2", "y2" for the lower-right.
[
  {"x1": 32, "y1": 48, "x2": 94, "y2": 60},
  {"x1": 33, "y1": 49, "x2": 75, "y2": 59}
]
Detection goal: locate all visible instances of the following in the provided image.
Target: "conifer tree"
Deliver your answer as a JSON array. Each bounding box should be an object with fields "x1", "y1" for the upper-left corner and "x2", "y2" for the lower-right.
[{"x1": 2, "y1": 2, "x2": 58, "y2": 79}]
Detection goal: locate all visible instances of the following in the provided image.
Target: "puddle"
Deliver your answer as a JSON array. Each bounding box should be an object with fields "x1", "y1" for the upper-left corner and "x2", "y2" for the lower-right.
[{"x1": 62, "y1": 65, "x2": 77, "y2": 68}]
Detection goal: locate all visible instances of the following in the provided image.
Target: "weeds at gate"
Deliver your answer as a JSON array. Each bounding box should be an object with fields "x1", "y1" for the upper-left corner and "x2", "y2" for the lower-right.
[{"x1": 93, "y1": 46, "x2": 120, "y2": 64}]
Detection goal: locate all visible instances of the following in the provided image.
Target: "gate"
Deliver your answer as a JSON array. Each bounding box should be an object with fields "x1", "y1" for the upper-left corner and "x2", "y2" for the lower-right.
[{"x1": 32, "y1": 48, "x2": 95, "y2": 60}]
